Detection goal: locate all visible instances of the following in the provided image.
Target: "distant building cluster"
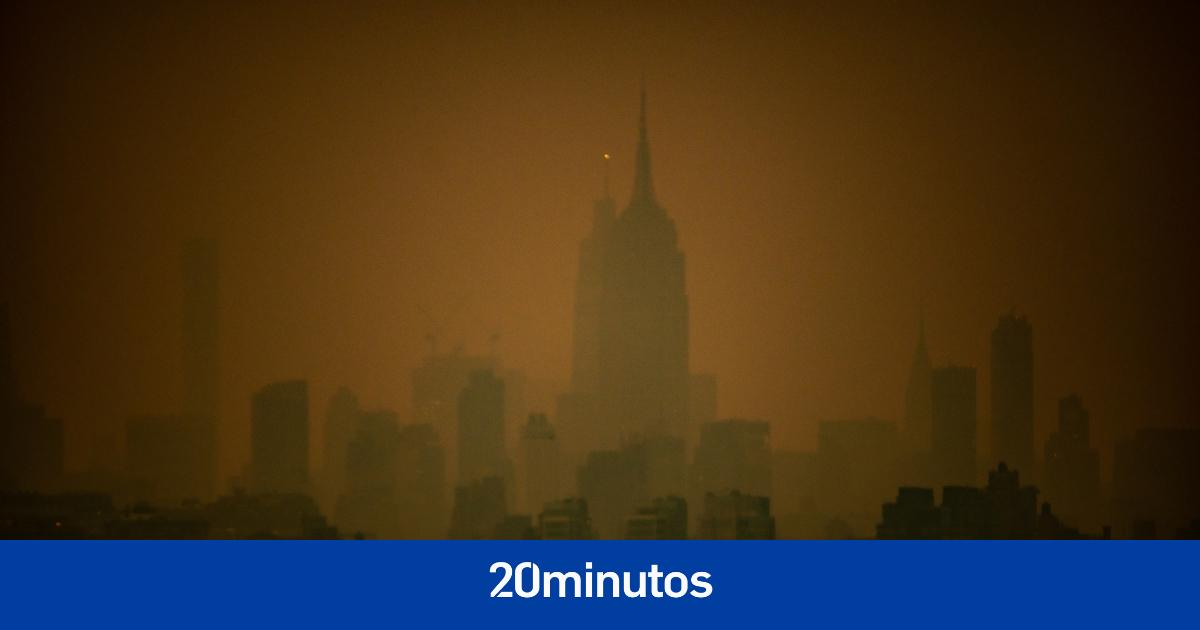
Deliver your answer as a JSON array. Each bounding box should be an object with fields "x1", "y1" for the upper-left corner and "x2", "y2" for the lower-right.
[{"x1": 1, "y1": 94, "x2": 1197, "y2": 540}]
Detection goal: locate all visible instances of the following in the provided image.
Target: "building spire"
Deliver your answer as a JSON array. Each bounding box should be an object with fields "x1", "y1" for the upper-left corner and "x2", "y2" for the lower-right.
[{"x1": 630, "y1": 81, "x2": 657, "y2": 207}]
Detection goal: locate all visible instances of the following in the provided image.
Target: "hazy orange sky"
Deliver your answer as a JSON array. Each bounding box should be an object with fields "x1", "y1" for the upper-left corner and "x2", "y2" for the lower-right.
[{"x1": 3, "y1": 2, "x2": 1197, "y2": 480}]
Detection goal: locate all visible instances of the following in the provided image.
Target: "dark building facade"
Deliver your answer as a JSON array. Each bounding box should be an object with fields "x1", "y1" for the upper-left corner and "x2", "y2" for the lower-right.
[
  {"x1": 1042, "y1": 395, "x2": 1100, "y2": 531},
  {"x1": 250, "y1": 380, "x2": 309, "y2": 494},
  {"x1": 697, "y1": 491, "x2": 775, "y2": 540},
  {"x1": 457, "y1": 369, "x2": 510, "y2": 491},
  {"x1": 990, "y1": 313, "x2": 1034, "y2": 480},
  {"x1": 0, "y1": 306, "x2": 64, "y2": 493},
  {"x1": 517, "y1": 413, "x2": 560, "y2": 515},
  {"x1": 560, "y1": 89, "x2": 690, "y2": 454},
  {"x1": 1112, "y1": 428, "x2": 1200, "y2": 538},
  {"x1": 878, "y1": 463, "x2": 1077, "y2": 539},
  {"x1": 902, "y1": 318, "x2": 932, "y2": 457},
  {"x1": 625, "y1": 495, "x2": 688, "y2": 540},
  {"x1": 931, "y1": 366, "x2": 977, "y2": 487}
]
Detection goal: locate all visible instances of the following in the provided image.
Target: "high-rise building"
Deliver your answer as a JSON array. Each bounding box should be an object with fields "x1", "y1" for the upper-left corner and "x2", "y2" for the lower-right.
[
  {"x1": 319, "y1": 387, "x2": 359, "y2": 512},
  {"x1": 990, "y1": 313, "x2": 1034, "y2": 479},
  {"x1": 182, "y1": 238, "x2": 219, "y2": 499},
  {"x1": 395, "y1": 422, "x2": 446, "y2": 539},
  {"x1": 625, "y1": 495, "x2": 688, "y2": 539},
  {"x1": 336, "y1": 410, "x2": 403, "y2": 538},
  {"x1": 539, "y1": 497, "x2": 593, "y2": 539},
  {"x1": 335, "y1": 409, "x2": 445, "y2": 539},
  {"x1": 697, "y1": 491, "x2": 775, "y2": 539},
  {"x1": 1112, "y1": 428, "x2": 1200, "y2": 538},
  {"x1": 931, "y1": 366, "x2": 977, "y2": 486},
  {"x1": 1042, "y1": 395, "x2": 1100, "y2": 530},
  {"x1": 457, "y1": 370, "x2": 510, "y2": 491},
  {"x1": 691, "y1": 419, "x2": 771, "y2": 498},
  {"x1": 0, "y1": 403, "x2": 63, "y2": 493},
  {"x1": 448, "y1": 476, "x2": 506, "y2": 539},
  {"x1": 412, "y1": 351, "x2": 497, "y2": 485},
  {"x1": 561, "y1": 88, "x2": 690, "y2": 453},
  {"x1": 902, "y1": 317, "x2": 932, "y2": 454},
  {"x1": 0, "y1": 307, "x2": 63, "y2": 493},
  {"x1": 517, "y1": 413, "x2": 560, "y2": 515},
  {"x1": 568, "y1": 189, "x2": 615, "y2": 397},
  {"x1": 250, "y1": 380, "x2": 309, "y2": 494}
]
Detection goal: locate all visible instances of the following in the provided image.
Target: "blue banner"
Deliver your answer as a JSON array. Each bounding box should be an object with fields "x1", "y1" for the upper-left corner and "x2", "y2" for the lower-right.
[{"x1": 2, "y1": 541, "x2": 1194, "y2": 628}]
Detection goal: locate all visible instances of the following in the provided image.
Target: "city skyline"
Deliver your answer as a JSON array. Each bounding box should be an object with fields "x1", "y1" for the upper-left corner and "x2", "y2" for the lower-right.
[{"x1": 3, "y1": 3, "x2": 1199, "y2": 538}]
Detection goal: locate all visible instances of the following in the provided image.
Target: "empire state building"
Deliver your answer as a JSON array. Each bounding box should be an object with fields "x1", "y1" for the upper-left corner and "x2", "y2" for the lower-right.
[{"x1": 561, "y1": 89, "x2": 691, "y2": 453}]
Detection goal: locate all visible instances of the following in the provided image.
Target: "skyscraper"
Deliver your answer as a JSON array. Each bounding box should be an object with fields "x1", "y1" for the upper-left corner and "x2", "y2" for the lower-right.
[
  {"x1": 251, "y1": 379, "x2": 309, "y2": 494},
  {"x1": 456, "y1": 370, "x2": 510, "y2": 489},
  {"x1": 517, "y1": 413, "x2": 560, "y2": 515},
  {"x1": 412, "y1": 351, "x2": 496, "y2": 486},
  {"x1": 182, "y1": 238, "x2": 219, "y2": 498},
  {"x1": 902, "y1": 317, "x2": 932, "y2": 454},
  {"x1": 0, "y1": 305, "x2": 63, "y2": 493},
  {"x1": 562, "y1": 88, "x2": 691, "y2": 452},
  {"x1": 1042, "y1": 395, "x2": 1099, "y2": 530},
  {"x1": 991, "y1": 313, "x2": 1034, "y2": 478},
  {"x1": 319, "y1": 387, "x2": 360, "y2": 512},
  {"x1": 931, "y1": 366, "x2": 977, "y2": 486}
]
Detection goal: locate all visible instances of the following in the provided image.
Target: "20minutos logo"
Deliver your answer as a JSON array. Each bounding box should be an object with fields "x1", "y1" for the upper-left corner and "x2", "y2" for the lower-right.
[{"x1": 490, "y1": 561, "x2": 713, "y2": 599}]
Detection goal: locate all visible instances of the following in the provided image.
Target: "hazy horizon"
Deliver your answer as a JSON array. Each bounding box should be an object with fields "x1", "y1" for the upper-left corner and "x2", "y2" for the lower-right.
[{"x1": 3, "y1": 2, "x2": 1198, "y2": 486}]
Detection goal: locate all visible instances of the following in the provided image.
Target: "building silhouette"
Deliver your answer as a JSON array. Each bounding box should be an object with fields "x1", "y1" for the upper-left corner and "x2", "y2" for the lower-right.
[
  {"x1": 577, "y1": 445, "x2": 647, "y2": 538},
  {"x1": 336, "y1": 410, "x2": 404, "y2": 537},
  {"x1": 539, "y1": 497, "x2": 593, "y2": 539},
  {"x1": 931, "y1": 366, "x2": 977, "y2": 486},
  {"x1": 902, "y1": 317, "x2": 933, "y2": 476},
  {"x1": 990, "y1": 313, "x2": 1034, "y2": 479},
  {"x1": 1112, "y1": 428, "x2": 1200, "y2": 538},
  {"x1": 457, "y1": 369, "x2": 511, "y2": 494},
  {"x1": 181, "y1": 238, "x2": 219, "y2": 499},
  {"x1": 335, "y1": 410, "x2": 446, "y2": 539},
  {"x1": 697, "y1": 491, "x2": 775, "y2": 539},
  {"x1": 448, "y1": 475, "x2": 506, "y2": 539},
  {"x1": 517, "y1": 413, "x2": 560, "y2": 515},
  {"x1": 559, "y1": 88, "x2": 691, "y2": 455},
  {"x1": 691, "y1": 419, "x2": 771, "y2": 504},
  {"x1": 0, "y1": 403, "x2": 63, "y2": 494},
  {"x1": 1042, "y1": 395, "x2": 1100, "y2": 531},
  {"x1": 878, "y1": 463, "x2": 1077, "y2": 539},
  {"x1": 412, "y1": 351, "x2": 496, "y2": 487},
  {"x1": 250, "y1": 380, "x2": 309, "y2": 494},
  {"x1": 318, "y1": 387, "x2": 360, "y2": 514},
  {"x1": 0, "y1": 305, "x2": 64, "y2": 494},
  {"x1": 625, "y1": 495, "x2": 687, "y2": 539}
]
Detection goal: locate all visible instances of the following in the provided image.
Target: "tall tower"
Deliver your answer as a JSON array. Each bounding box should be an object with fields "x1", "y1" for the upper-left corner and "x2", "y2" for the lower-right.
[
  {"x1": 902, "y1": 316, "x2": 933, "y2": 453},
  {"x1": 457, "y1": 369, "x2": 510, "y2": 489},
  {"x1": 251, "y1": 379, "x2": 309, "y2": 494},
  {"x1": 568, "y1": 161, "x2": 616, "y2": 396},
  {"x1": 990, "y1": 313, "x2": 1034, "y2": 479},
  {"x1": 182, "y1": 238, "x2": 219, "y2": 498},
  {"x1": 931, "y1": 365, "x2": 977, "y2": 486},
  {"x1": 592, "y1": 87, "x2": 691, "y2": 444}
]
